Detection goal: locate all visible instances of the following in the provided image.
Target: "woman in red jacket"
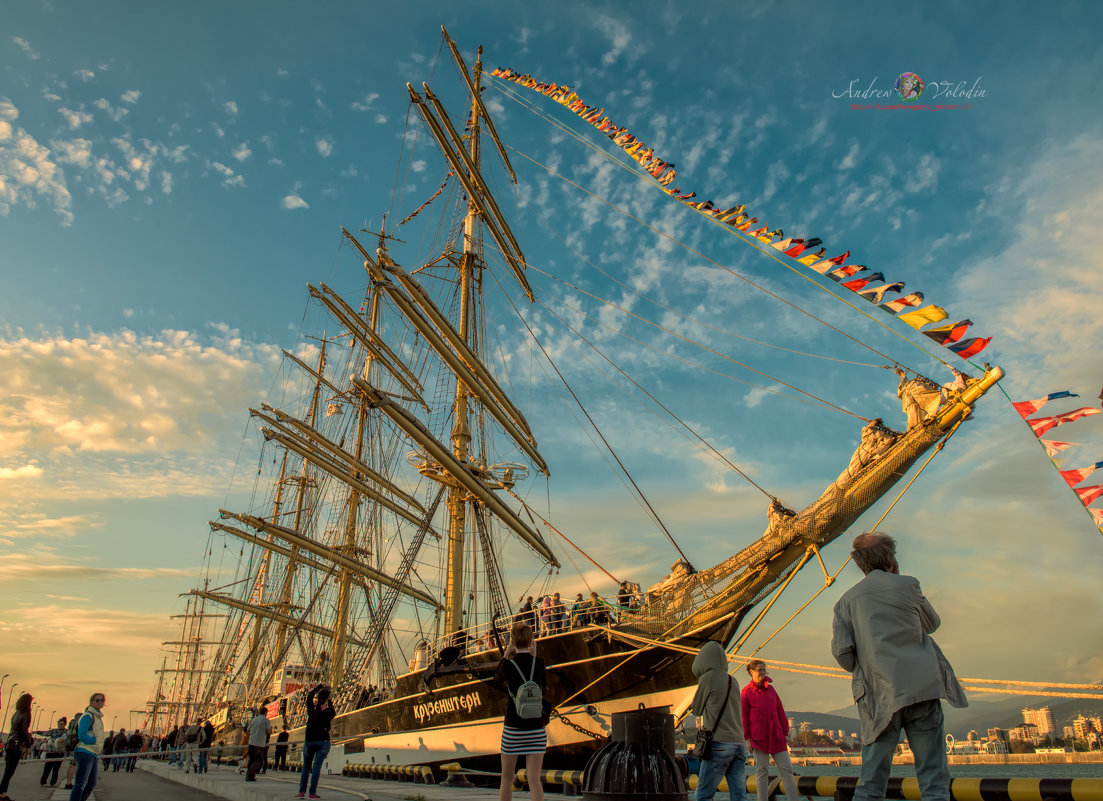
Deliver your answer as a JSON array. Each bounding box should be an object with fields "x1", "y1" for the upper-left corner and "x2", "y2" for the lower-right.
[{"x1": 741, "y1": 661, "x2": 799, "y2": 801}]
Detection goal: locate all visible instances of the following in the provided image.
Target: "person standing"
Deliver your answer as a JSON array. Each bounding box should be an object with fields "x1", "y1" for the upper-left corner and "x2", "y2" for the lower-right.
[
  {"x1": 70, "y1": 692, "x2": 106, "y2": 801},
  {"x1": 274, "y1": 726, "x2": 289, "y2": 771},
  {"x1": 1, "y1": 692, "x2": 33, "y2": 801},
  {"x1": 41, "y1": 716, "x2": 68, "y2": 787},
  {"x1": 296, "y1": 685, "x2": 335, "y2": 799},
  {"x1": 740, "y1": 661, "x2": 799, "y2": 801},
  {"x1": 245, "y1": 709, "x2": 271, "y2": 782},
  {"x1": 831, "y1": 532, "x2": 967, "y2": 801},
  {"x1": 691, "y1": 641, "x2": 746, "y2": 801},
  {"x1": 197, "y1": 720, "x2": 213, "y2": 774},
  {"x1": 496, "y1": 620, "x2": 547, "y2": 801}
]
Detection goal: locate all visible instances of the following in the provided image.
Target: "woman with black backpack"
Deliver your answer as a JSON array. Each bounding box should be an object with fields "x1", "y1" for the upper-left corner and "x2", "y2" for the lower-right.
[{"x1": 495, "y1": 620, "x2": 547, "y2": 801}]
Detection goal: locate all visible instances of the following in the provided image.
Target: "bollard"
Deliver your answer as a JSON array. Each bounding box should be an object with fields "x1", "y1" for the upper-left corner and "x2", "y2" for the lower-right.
[
  {"x1": 440, "y1": 761, "x2": 474, "y2": 787},
  {"x1": 581, "y1": 704, "x2": 687, "y2": 800}
]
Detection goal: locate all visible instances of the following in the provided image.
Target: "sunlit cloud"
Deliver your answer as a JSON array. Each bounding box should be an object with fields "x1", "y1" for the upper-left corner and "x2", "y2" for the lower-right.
[
  {"x1": 121, "y1": 89, "x2": 141, "y2": 104},
  {"x1": 350, "y1": 93, "x2": 379, "y2": 111},
  {"x1": 12, "y1": 36, "x2": 40, "y2": 60},
  {"x1": 316, "y1": 137, "x2": 333, "y2": 157},
  {"x1": 75, "y1": 68, "x2": 95, "y2": 82},
  {"x1": 232, "y1": 142, "x2": 252, "y2": 161},
  {"x1": 282, "y1": 193, "x2": 308, "y2": 210},
  {"x1": 93, "y1": 97, "x2": 129, "y2": 122},
  {"x1": 58, "y1": 107, "x2": 93, "y2": 129},
  {"x1": 224, "y1": 100, "x2": 238, "y2": 116}
]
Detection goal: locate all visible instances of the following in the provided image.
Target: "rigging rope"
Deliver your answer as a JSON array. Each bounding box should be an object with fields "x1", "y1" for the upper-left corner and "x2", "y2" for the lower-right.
[
  {"x1": 488, "y1": 78, "x2": 946, "y2": 376},
  {"x1": 483, "y1": 261, "x2": 693, "y2": 565},
  {"x1": 535, "y1": 216, "x2": 886, "y2": 369}
]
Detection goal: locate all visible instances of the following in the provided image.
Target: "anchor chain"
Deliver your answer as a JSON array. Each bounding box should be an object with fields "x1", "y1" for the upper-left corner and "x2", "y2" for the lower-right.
[{"x1": 550, "y1": 708, "x2": 609, "y2": 742}]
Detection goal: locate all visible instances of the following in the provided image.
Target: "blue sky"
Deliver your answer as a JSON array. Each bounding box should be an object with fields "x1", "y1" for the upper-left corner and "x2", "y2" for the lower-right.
[{"x1": 2, "y1": 1, "x2": 1102, "y2": 730}]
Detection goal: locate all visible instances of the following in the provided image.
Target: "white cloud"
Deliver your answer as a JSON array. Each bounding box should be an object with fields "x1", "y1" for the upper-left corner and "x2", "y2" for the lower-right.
[
  {"x1": 58, "y1": 107, "x2": 93, "y2": 129},
  {"x1": 374, "y1": 113, "x2": 387, "y2": 125},
  {"x1": 121, "y1": 89, "x2": 141, "y2": 104},
  {"x1": 208, "y1": 160, "x2": 245, "y2": 188},
  {"x1": 12, "y1": 36, "x2": 39, "y2": 60},
  {"x1": 350, "y1": 93, "x2": 379, "y2": 111},
  {"x1": 51, "y1": 137, "x2": 93, "y2": 168},
  {"x1": 594, "y1": 15, "x2": 632, "y2": 66},
  {"x1": 160, "y1": 171, "x2": 173, "y2": 194},
  {"x1": 93, "y1": 97, "x2": 128, "y2": 122},
  {"x1": 838, "y1": 141, "x2": 860, "y2": 170},
  {"x1": 224, "y1": 100, "x2": 238, "y2": 116},
  {"x1": 282, "y1": 193, "x2": 308, "y2": 210},
  {"x1": 411, "y1": 159, "x2": 426, "y2": 173},
  {"x1": 315, "y1": 136, "x2": 334, "y2": 157},
  {"x1": 0, "y1": 109, "x2": 75, "y2": 224},
  {"x1": 0, "y1": 513, "x2": 97, "y2": 539},
  {"x1": 0, "y1": 465, "x2": 43, "y2": 480},
  {"x1": 75, "y1": 69, "x2": 95, "y2": 81},
  {"x1": 904, "y1": 152, "x2": 941, "y2": 193},
  {"x1": 232, "y1": 142, "x2": 252, "y2": 161},
  {"x1": 0, "y1": 328, "x2": 280, "y2": 502}
]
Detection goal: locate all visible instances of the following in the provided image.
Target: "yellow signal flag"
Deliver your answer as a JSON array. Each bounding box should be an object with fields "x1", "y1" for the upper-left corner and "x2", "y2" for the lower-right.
[{"x1": 898, "y1": 305, "x2": 949, "y2": 329}]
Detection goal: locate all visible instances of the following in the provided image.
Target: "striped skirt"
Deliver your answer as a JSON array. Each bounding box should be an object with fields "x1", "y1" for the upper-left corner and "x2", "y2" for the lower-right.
[{"x1": 501, "y1": 725, "x2": 547, "y2": 755}]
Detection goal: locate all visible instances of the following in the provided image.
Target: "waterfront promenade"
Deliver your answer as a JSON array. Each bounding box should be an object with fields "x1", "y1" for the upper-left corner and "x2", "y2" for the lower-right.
[{"x1": 139, "y1": 760, "x2": 550, "y2": 801}]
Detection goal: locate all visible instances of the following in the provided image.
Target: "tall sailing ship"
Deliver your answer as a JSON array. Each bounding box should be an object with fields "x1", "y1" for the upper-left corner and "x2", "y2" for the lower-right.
[{"x1": 146, "y1": 29, "x2": 1003, "y2": 770}]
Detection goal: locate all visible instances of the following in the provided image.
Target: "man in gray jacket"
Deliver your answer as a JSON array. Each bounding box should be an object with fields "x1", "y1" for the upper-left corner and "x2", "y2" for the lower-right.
[
  {"x1": 831, "y1": 532, "x2": 966, "y2": 801},
  {"x1": 692, "y1": 640, "x2": 747, "y2": 801}
]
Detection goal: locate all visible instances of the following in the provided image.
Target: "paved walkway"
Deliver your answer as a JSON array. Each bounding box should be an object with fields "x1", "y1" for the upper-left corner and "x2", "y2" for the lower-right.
[{"x1": 138, "y1": 760, "x2": 575, "y2": 801}]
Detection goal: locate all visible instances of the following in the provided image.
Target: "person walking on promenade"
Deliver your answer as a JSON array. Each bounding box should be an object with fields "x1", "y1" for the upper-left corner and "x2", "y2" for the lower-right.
[
  {"x1": 63, "y1": 710, "x2": 82, "y2": 789},
  {"x1": 183, "y1": 719, "x2": 201, "y2": 773},
  {"x1": 100, "y1": 728, "x2": 114, "y2": 770},
  {"x1": 1, "y1": 692, "x2": 33, "y2": 801},
  {"x1": 111, "y1": 728, "x2": 128, "y2": 771},
  {"x1": 274, "y1": 726, "x2": 289, "y2": 771},
  {"x1": 245, "y1": 708, "x2": 271, "y2": 782},
  {"x1": 741, "y1": 661, "x2": 799, "y2": 801},
  {"x1": 70, "y1": 691, "x2": 106, "y2": 801},
  {"x1": 692, "y1": 642, "x2": 746, "y2": 801},
  {"x1": 831, "y1": 531, "x2": 967, "y2": 801},
  {"x1": 496, "y1": 620, "x2": 547, "y2": 801},
  {"x1": 126, "y1": 729, "x2": 143, "y2": 772},
  {"x1": 41, "y1": 716, "x2": 68, "y2": 787},
  {"x1": 297, "y1": 685, "x2": 335, "y2": 799}
]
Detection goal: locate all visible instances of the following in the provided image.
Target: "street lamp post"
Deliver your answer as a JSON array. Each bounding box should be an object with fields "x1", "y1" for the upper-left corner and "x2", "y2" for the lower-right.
[
  {"x1": 111, "y1": 714, "x2": 118, "y2": 732},
  {"x1": 0, "y1": 674, "x2": 9, "y2": 710},
  {"x1": 5, "y1": 683, "x2": 18, "y2": 722}
]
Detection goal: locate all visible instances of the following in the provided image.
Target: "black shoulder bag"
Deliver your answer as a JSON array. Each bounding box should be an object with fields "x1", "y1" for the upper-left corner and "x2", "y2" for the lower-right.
[{"x1": 694, "y1": 675, "x2": 732, "y2": 760}]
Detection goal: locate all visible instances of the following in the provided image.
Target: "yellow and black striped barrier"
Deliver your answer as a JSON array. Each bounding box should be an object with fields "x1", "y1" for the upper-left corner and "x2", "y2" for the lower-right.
[
  {"x1": 517, "y1": 768, "x2": 586, "y2": 795},
  {"x1": 679, "y1": 775, "x2": 1103, "y2": 801},
  {"x1": 341, "y1": 762, "x2": 435, "y2": 784}
]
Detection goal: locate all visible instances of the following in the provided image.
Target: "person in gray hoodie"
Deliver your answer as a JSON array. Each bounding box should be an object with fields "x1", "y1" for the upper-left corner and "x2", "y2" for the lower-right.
[{"x1": 691, "y1": 641, "x2": 747, "y2": 801}]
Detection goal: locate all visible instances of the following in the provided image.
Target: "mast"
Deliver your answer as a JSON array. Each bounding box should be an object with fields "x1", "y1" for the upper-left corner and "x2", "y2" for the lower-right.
[
  {"x1": 331, "y1": 303, "x2": 375, "y2": 687},
  {"x1": 276, "y1": 339, "x2": 324, "y2": 666},
  {"x1": 245, "y1": 452, "x2": 288, "y2": 701},
  {"x1": 443, "y1": 53, "x2": 484, "y2": 636}
]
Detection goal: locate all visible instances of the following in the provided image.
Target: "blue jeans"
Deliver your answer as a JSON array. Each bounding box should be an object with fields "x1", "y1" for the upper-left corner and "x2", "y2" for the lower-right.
[
  {"x1": 299, "y1": 740, "x2": 330, "y2": 794},
  {"x1": 855, "y1": 699, "x2": 950, "y2": 801},
  {"x1": 70, "y1": 750, "x2": 98, "y2": 801},
  {"x1": 198, "y1": 749, "x2": 209, "y2": 773},
  {"x1": 697, "y1": 740, "x2": 747, "y2": 801}
]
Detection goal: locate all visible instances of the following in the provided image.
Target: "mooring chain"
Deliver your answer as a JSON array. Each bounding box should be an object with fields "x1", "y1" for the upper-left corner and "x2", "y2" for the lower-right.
[{"x1": 550, "y1": 708, "x2": 610, "y2": 742}]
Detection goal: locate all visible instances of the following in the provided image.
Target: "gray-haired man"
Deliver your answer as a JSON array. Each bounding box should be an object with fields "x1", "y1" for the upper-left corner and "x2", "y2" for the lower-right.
[{"x1": 831, "y1": 532, "x2": 966, "y2": 801}]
